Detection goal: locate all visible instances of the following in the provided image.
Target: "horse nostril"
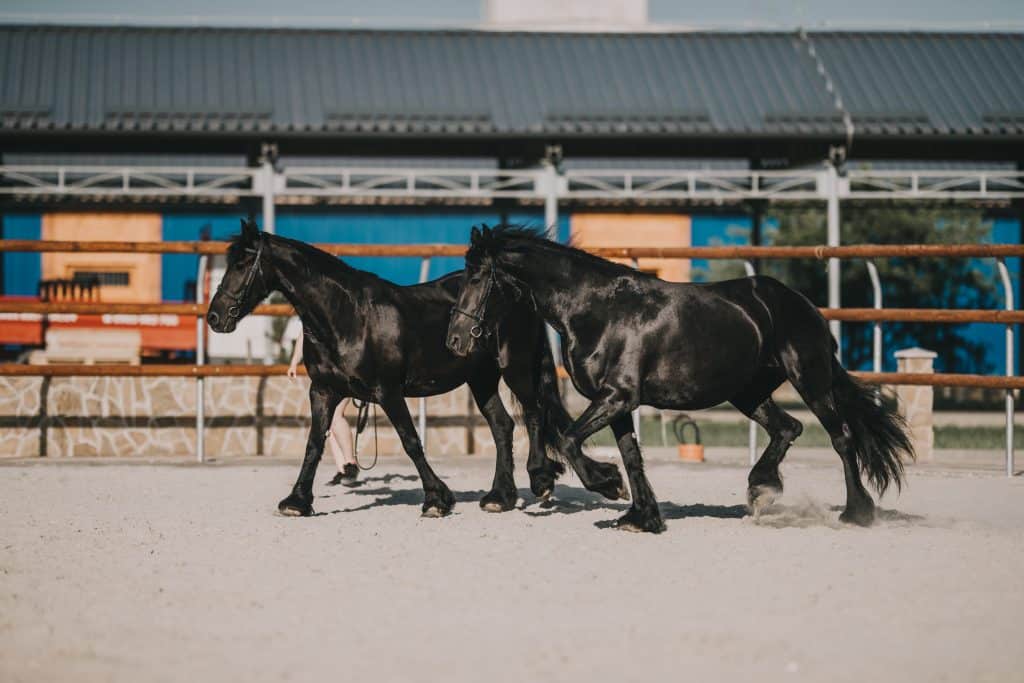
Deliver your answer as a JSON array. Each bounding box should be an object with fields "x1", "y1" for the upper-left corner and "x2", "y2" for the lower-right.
[
  {"x1": 207, "y1": 311, "x2": 219, "y2": 327},
  {"x1": 448, "y1": 335, "x2": 461, "y2": 352}
]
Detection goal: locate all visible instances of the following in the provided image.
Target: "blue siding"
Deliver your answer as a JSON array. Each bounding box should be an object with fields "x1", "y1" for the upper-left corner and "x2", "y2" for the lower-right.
[
  {"x1": 161, "y1": 211, "x2": 570, "y2": 302},
  {"x1": 960, "y1": 217, "x2": 1020, "y2": 375},
  {"x1": 690, "y1": 215, "x2": 753, "y2": 281},
  {"x1": 162, "y1": 215, "x2": 248, "y2": 301},
  {"x1": 2, "y1": 214, "x2": 41, "y2": 296}
]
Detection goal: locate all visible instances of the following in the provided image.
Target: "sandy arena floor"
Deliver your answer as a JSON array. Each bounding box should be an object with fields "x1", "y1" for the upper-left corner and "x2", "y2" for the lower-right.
[{"x1": 2, "y1": 452, "x2": 1022, "y2": 683}]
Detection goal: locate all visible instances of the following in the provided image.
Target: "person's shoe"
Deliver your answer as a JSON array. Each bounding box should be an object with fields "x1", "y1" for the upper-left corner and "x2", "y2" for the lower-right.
[{"x1": 332, "y1": 463, "x2": 360, "y2": 487}]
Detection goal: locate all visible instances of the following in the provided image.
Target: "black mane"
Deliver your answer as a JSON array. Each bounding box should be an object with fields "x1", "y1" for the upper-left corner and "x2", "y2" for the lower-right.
[
  {"x1": 228, "y1": 231, "x2": 377, "y2": 282},
  {"x1": 470, "y1": 223, "x2": 640, "y2": 277}
]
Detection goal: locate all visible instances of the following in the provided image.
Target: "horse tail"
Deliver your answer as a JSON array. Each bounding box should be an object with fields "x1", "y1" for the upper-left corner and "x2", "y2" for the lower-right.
[
  {"x1": 830, "y1": 356, "x2": 915, "y2": 495},
  {"x1": 534, "y1": 332, "x2": 575, "y2": 465}
]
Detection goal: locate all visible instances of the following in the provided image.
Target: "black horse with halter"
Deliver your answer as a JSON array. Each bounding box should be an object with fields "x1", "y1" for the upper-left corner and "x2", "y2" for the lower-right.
[
  {"x1": 448, "y1": 266, "x2": 496, "y2": 341},
  {"x1": 208, "y1": 234, "x2": 266, "y2": 330}
]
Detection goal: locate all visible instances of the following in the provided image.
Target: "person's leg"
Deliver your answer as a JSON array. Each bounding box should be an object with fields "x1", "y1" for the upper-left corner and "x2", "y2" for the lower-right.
[{"x1": 326, "y1": 399, "x2": 359, "y2": 486}]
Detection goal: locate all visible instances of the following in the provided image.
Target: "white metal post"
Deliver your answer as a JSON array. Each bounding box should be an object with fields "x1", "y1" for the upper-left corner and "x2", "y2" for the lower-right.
[
  {"x1": 543, "y1": 160, "x2": 559, "y2": 240},
  {"x1": 866, "y1": 261, "x2": 883, "y2": 373},
  {"x1": 996, "y1": 258, "x2": 1015, "y2": 477},
  {"x1": 826, "y1": 163, "x2": 842, "y2": 358},
  {"x1": 261, "y1": 159, "x2": 276, "y2": 234},
  {"x1": 195, "y1": 254, "x2": 208, "y2": 464},
  {"x1": 630, "y1": 257, "x2": 642, "y2": 443},
  {"x1": 418, "y1": 257, "x2": 431, "y2": 446},
  {"x1": 743, "y1": 260, "x2": 758, "y2": 465}
]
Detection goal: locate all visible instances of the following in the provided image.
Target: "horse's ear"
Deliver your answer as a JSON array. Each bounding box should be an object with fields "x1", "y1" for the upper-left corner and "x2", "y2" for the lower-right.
[
  {"x1": 481, "y1": 225, "x2": 492, "y2": 239},
  {"x1": 241, "y1": 217, "x2": 259, "y2": 243},
  {"x1": 470, "y1": 226, "x2": 481, "y2": 244}
]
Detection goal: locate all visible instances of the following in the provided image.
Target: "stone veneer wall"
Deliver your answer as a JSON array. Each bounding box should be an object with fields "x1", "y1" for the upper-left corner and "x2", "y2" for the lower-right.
[{"x1": 0, "y1": 376, "x2": 529, "y2": 459}]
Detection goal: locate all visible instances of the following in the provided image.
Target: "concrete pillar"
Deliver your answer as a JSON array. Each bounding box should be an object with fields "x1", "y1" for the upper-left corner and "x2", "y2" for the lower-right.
[{"x1": 894, "y1": 347, "x2": 938, "y2": 462}]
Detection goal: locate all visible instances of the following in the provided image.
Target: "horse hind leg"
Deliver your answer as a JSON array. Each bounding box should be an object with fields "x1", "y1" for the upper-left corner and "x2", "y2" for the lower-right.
[
  {"x1": 779, "y1": 346, "x2": 877, "y2": 526},
  {"x1": 729, "y1": 369, "x2": 802, "y2": 517}
]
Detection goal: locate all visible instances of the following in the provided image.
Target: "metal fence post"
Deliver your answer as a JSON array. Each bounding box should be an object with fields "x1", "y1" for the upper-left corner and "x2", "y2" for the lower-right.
[
  {"x1": 865, "y1": 260, "x2": 883, "y2": 373},
  {"x1": 743, "y1": 260, "x2": 759, "y2": 465},
  {"x1": 195, "y1": 254, "x2": 208, "y2": 464},
  {"x1": 996, "y1": 258, "x2": 1016, "y2": 477},
  {"x1": 826, "y1": 163, "x2": 842, "y2": 358},
  {"x1": 631, "y1": 257, "x2": 642, "y2": 443},
  {"x1": 543, "y1": 159, "x2": 559, "y2": 240},
  {"x1": 418, "y1": 256, "x2": 431, "y2": 446},
  {"x1": 261, "y1": 154, "x2": 277, "y2": 234}
]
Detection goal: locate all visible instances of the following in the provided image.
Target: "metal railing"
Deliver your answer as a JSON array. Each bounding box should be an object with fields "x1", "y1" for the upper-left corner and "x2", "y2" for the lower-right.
[{"x1": 0, "y1": 240, "x2": 1019, "y2": 473}]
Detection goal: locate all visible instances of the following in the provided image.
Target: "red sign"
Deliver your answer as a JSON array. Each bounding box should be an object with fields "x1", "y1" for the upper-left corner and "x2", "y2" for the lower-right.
[{"x1": 0, "y1": 297, "x2": 196, "y2": 351}]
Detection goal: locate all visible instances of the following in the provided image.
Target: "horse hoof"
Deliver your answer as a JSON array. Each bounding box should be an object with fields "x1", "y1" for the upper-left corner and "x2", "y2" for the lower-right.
[
  {"x1": 421, "y1": 506, "x2": 446, "y2": 518},
  {"x1": 481, "y1": 500, "x2": 514, "y2": 513},
  {"x1": 614, "y1": 510, "x2": 665, "y2": 534},
  {"x1": 747, "y1": 484, "x2": 781, "y2": 517},
  {"x1": 839, "y1": 504, "x2": 875, "y2": 527},
  {"x1": 617, "y1": 485, "x2": 631, "y2": 501},
  {"x1": 536, "y1": 489, "x2": 552, "y2": 501},
  {"x1": 277, "y1": 494, "x2": 313, "y2": 517}
]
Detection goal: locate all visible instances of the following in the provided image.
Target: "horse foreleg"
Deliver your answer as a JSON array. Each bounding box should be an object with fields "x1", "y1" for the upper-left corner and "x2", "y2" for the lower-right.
[
  {"x1": 468, "y1": 371, "x2": 518, "y2": 512},
  {"x1": 610, "y1": 415, "x2": 664, "y2": 533},
  {"x1": 380, "y1": 394, "x2": 455, "y2": 518},
  {"x1": 278, "y1": 383, "x2": 341, "y2": 517},
  {"x1": 566, "y1": 388, "x2": 661, "y2": 532}
]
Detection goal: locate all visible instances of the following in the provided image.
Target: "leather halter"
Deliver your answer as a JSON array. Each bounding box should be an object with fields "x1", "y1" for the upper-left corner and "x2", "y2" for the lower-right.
[
  {"x1": 450, "y1": 266, "x2": 497, "y2": 340},
  {"x1": 215, "y1": 235, "x2": 266, "y2": 325}
]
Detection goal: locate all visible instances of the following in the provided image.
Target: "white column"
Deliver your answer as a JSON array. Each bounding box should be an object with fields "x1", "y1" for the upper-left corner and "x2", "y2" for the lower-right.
[
  {"x1": 261, "y1": 159, "x2": 277, "y2": 234},
  {"x1": 542, "y1": 160, "x2": 559, "y2": 239},
  {"x1": 826, "y1": 163, "x2": 841, "y2": 357}
]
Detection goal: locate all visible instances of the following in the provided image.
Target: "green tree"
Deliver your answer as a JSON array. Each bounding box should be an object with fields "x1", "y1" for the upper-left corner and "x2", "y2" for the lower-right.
[{"x1": 756, "y1": 205, "x2": 998, "y2": 372}]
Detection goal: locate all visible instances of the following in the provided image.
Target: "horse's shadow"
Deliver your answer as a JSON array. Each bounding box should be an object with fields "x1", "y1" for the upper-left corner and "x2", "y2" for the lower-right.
[
  {"x1": 315, "y1": 484, "x2": 538, "y2": 515},
  {"x1": 524, "y1": 485, "x2": 748, "y2": 523}
]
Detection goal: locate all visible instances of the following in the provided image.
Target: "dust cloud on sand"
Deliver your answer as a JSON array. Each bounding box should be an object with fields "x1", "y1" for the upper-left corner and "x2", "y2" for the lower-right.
[{"x1": 1, "y1": 456, "x2": 1022, "y2": 683}]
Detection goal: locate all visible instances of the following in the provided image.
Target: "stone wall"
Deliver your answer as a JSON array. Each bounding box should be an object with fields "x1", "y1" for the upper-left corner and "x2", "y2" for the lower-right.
[{"x1": 0, "y1": 376, "x2": 529, "y2": 459}]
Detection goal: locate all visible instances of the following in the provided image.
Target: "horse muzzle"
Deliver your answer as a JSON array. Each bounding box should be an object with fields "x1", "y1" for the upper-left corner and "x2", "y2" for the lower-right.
[
  {"x1": 446, "y1": 332, "x2": 471, "y2": 357},
  {"x1": 206, "y1": 309, "x2": 236, "y2": 333}
]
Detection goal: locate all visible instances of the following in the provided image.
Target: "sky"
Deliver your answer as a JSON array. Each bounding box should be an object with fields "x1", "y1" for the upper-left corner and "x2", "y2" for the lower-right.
[{"x1": 1, "y1": 0, "x2": 1022, "y2": 29}]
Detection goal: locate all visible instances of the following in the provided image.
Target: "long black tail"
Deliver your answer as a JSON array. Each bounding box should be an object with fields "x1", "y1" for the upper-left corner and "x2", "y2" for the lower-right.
[
  {"x1": 831, "y1": 358, "x2": 915, "y2": 495},
  {"x1": 533, "y1": 332, "x2": 576, "y2": 466}
]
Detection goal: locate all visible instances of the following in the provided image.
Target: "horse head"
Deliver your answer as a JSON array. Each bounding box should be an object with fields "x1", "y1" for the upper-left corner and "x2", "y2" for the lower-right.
[{"x1": 206, "y1": 217, "x2": 273, "y2": 334}]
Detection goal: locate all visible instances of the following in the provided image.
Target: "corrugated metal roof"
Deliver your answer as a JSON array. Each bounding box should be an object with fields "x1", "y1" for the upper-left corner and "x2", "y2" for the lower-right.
[
  {"x1": 0, "y1": 25, "x2": 1021, "y2": 140},
  {"x1": 807, "y1": 32, "x2": 1024, "y2": 137}
]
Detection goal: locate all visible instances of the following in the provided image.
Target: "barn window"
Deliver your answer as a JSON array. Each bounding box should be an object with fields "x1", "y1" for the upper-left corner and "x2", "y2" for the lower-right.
[{"x1": 73, "y1": 270, "x2": 131, "y2": 287}]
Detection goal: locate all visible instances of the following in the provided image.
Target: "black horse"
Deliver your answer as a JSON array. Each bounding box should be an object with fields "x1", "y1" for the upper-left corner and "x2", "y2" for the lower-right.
[
  {"x1": 206, "y1": 219, "x2": 626, "y2": 518},
  {"x1": 447, "y1": 226, "x2": 914, "y2": 533}
]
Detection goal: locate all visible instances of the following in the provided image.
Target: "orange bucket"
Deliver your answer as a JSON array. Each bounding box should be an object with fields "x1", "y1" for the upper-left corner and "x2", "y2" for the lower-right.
[
  {"x1": 677, "y1": 443, "x2": 705, "y2": 462},
  {"x1": 673, "y1": 415, "x2": 704, "y2": 463}
]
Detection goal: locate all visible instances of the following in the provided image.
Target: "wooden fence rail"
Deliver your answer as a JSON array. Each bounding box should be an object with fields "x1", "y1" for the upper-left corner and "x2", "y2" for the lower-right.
[
  {"x1": 2, "y1": 300, "x2": 1022, "y2": 325},
  {"x1": 1, "y1": 240, "x2": 1023, "y2": 260},
  {"x1": 2, "y1": 363, "x2": 1022, "y2": 390}
]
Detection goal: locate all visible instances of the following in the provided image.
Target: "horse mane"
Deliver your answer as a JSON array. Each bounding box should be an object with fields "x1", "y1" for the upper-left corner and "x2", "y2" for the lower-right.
[
  {"x1": 470, "y1": 224, "x2": 640, "y2": 277},
  {"x1": 227, "y1": 231, "x2": 377, "y2": 283}
]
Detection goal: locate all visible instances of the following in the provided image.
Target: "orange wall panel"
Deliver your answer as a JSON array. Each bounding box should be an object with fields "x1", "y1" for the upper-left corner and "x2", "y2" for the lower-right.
[
  {"x1": 41, "y1": 213, "x2": 162, "y2": 303},
  {"x1": 570, "y1": 213, "x2": 691, "y2": 282}
]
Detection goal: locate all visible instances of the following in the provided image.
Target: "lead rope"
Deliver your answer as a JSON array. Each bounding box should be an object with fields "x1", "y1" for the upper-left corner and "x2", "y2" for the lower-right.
[{"x1": 351, "y1": 399, "x2": 379, "y2": 471}]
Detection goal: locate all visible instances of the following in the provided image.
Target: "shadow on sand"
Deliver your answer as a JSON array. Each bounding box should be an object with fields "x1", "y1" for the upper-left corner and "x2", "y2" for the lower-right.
[{"x1": 312, "y1": 477, "x2": 927, "y2": 530}]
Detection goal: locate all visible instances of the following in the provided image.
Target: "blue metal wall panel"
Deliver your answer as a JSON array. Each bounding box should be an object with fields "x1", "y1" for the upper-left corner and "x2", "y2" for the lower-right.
[
  {"x1": 690, "y1": 215, "x2": 753, "y2": 282},
  {"x1": 1, "y1": 214, "x2": 41, "y2": 296},
  {"x1": 961, "y1": 217, "x2": 1020, "y2": 375},
  {"x1": 161, "y1": 215, "x2": 247, "y2": 302}
]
